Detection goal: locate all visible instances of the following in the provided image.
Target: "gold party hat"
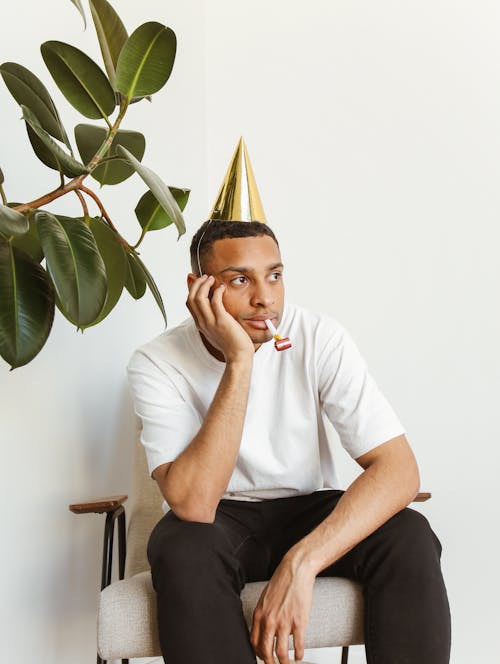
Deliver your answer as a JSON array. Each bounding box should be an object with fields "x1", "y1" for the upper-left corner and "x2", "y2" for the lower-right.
[{"x1": 208, "y1": 137, "x2": 267, "y2": 223}]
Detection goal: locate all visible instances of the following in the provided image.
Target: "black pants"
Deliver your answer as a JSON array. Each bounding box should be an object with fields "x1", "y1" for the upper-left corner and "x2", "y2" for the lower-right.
[{"x1": 147, "y1": 490, "x2": 451, "y2": 663}]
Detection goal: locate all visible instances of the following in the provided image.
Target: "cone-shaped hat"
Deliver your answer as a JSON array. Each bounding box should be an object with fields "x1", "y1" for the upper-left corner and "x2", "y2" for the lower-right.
[{"x1": 208, "y1": 137, "x2": 267, "y2": 223}]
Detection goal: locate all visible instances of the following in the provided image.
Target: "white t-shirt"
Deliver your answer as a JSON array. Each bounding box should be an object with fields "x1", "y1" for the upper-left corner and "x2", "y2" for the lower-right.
[{"x1": 126, "y1": 302, "x2": 405, "y2": 503}]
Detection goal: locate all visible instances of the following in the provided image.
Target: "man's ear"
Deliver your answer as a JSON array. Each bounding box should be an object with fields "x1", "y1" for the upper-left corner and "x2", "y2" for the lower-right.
[{"x1": 187, "y1": 273, "x2": 198, "y2": 288}]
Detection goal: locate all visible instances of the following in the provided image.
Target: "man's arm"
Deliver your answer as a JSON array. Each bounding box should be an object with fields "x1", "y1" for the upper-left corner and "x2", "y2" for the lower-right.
[
  {"x1": 250, "y1": 434, "x2": 420, "y2": 664},
  {"x1": 286, "y1": 433, "x2": 419, "y2": 572},
  {"x1": 153, "y1": 274, "x2": 255, "y2": 523}
]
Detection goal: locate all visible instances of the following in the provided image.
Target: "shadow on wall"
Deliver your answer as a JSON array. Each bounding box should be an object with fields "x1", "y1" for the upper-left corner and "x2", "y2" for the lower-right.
[{"x1": 44, "y1": 379, "x2": 138, "y2": 658}]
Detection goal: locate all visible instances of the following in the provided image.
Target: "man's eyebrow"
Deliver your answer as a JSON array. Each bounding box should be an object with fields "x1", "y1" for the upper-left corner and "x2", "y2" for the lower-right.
[{"x1": 217, "y1": 262, "x2": 284, "y2": 275}]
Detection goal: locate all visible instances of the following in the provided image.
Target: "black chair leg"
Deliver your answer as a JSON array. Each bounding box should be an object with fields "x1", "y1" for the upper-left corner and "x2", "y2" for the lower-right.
[
  {"x1": 96, "y1": 654, "x2": 127, "y2": 663},
  {"x1": 96, "y1": 506, "x2": 128, "y2": 664},
  {"x1": 341, "y1": 646, "x2": 349, "y2": 663}
]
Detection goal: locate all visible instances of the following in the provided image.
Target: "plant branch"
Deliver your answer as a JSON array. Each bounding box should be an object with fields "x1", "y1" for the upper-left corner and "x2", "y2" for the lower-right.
[
  {"x1": 78, "y1": 184, "x2": 131, "y2": 250},
  {"x1": 0, "y1": 182, "x2": 6, "y2": 205},
  {"x1": 86, "y1": 100, "x2": 130, "y2": 172},
  {"x1": 74, "y1": 189, "x2": 89, "y2": 217},
  {"x1": 14, "y1": 176, "x2": 85, "y2": 214},
  {"x1": 11, "y1": 98, "x2": 130, "y2": 225}
]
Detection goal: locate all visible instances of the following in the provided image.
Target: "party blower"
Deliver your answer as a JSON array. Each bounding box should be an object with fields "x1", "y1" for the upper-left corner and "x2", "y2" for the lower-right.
[{"x1": 265, "y1": 319, "x2": 292, "y2": 351}]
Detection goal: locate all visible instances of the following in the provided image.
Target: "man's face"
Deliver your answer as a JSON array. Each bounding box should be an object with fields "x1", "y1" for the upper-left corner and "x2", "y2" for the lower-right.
[{"x1": 188, "y1": 235, "x2": 285, "y2": 349}]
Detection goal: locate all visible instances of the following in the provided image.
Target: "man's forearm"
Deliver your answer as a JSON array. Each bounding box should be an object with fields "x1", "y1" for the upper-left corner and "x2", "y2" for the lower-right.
[
  {"x1": 164, "y1": 357, "x2": 253, "y2": 522},
  {"x1": 285, "y1": 436, "x2": 420, "y2": 575}
]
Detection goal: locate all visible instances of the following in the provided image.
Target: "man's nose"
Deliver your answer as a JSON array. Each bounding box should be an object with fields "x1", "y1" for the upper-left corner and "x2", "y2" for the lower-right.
[{"x1": 250, "y1": 281, "x2": 275, "y2": 308}]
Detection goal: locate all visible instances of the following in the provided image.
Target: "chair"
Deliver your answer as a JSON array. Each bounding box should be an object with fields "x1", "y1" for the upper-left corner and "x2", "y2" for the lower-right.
[{"x1": 70, "y1": 423, "x2": 431, "y2": 664}]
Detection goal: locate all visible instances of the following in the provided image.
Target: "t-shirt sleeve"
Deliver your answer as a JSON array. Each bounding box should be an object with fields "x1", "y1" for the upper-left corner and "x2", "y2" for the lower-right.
[
  {"x1": 126, "y1": 349, "x2": 201, "y2": 476},
  {"x1": 317, "y1": 321, "x2": 406, "y2": 459}
]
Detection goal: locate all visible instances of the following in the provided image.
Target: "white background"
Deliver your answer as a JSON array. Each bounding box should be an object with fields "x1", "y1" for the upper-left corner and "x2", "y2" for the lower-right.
[{"x1": 1, "y1": 1, "x2": 499, "y2": 663}]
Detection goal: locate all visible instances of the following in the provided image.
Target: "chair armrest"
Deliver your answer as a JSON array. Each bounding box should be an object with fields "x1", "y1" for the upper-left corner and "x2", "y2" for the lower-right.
[
  {"x1": 68, "y1": 495, "x2": 128, "y2": 514},
  {"x1": 413, "y1": 492, "x2": 431, "y2": 502},
  {"x1": 69, "y1": 495, "x2": 128, "y2": 589}
]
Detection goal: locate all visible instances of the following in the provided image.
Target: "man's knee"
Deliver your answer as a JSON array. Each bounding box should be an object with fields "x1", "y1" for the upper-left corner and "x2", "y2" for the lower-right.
[
  {"x1": 382, "y1": 508, "x2": 443, "y2": 575},
  {"x1": 147, "y1": 512, "x2": 231, "y2": 578}
]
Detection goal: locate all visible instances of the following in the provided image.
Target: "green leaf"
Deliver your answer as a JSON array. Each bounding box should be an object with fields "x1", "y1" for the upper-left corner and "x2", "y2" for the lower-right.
[
  {"x1": 89, "y1": 0, "x2": 128, "y2": 88},
  {"x1": 0, "y1": 61, "x2": 71, "y2": 149},
  {"x1": 26, "y1": 124, "x2": 61, "y2": 173},
  {"x1": 115, "y1": 22, "x2": 176, "y2": 99},
  {"x1": 124, "y1": 251, "x2": 146, "y2": 299},
  {"x1": 75, "y1": 123, "x2": 145, "y2": 184},
  {"x1": 116, "y1": 145, "x2": 185, "y2": 238},
  {"x1": 41, "y1": 41, "x2": 116, "y2": 120},
  {"x1": 135, "y1": 187, "x2": 189, "y2": 233},
  {"x1": 11, "y1": 211, "x2": 44, "y2": 262},
  {"x1": 35, "y1": 211, "x2": 107, "y2": 326},
  {"x1": 131, "y1": 250, "x2": 167, "y2": 326},
  {"x1": 0, "y1": 240, "x2": 55, "y2": 370},
  {"x1": 26, "y1": 125, "x2": 65, "y2": 177},
  {"x1": 21, "y1": 106, "x2": 88, "y2": 177},
  {"x1": 84, "y1": 216, "x2": 127, "y2": 326},
  {"x1": 69, "y1": 0, "x2": 87, "y2": 28},
  {"x1": 0, "y1": 204, "x2": 28, "y2": 237}
]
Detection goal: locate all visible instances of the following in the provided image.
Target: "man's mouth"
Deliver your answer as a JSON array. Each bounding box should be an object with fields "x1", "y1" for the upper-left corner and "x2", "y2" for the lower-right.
[{"x1": 245, "y1": 316, "x2": 277, "y2": 330}]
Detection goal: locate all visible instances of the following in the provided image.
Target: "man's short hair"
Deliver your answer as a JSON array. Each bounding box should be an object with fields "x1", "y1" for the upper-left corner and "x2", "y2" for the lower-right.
[{"x1": 189, "y1": 220, "x2": 280, "y2": 275}]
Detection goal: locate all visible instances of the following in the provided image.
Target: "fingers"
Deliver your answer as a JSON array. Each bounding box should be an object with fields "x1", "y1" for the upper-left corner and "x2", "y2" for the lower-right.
[
  {"x1": 251, "y1": 607, "x2": 274, "y2": 663},
  {"x1": 250, "y1": 610, "x2": 261, "y2": 659},
  {"x1": 275, "y1": 630, "x2": 291, "y2": 664},
  {"x1": 251, "y1": 615, "x2": 291, "y2": 664},
  {"x1": 210, "y1": 281, "x2": 227, "y2": 322},
  {"x1": 293, "y1": 627, "x2": 305, "y2": 662},
  {"x1": 259, "y1": 629, "x2": 276, "y2": 664},
  {"x1": 186, "y1": 274, "x2": 216, "y2": 330}
]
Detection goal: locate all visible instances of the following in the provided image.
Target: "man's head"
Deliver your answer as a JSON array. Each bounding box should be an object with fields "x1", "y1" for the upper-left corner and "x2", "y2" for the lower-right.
[
  {"x1": 187, "y1": 221, "x2": 285, "y2": 351},
  {"x1": 189, "y1": 220, "x2": 279, "y2": 276}
]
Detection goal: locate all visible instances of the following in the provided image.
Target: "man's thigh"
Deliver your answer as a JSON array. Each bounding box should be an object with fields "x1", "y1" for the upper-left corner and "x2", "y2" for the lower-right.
[
  {"x1": 257, "y1": 491, "x2": 441, "y2": 584},
  {"x1": 148, "y1": 499, "x2": 275, "y2": 585},
  {"x1": 258, "y1": 490, "x2": 346, "y2": 578},
  {"x1": 148, "y1": 490, "x2": 354, "y2": 583},
  {"x1": 317, "y1": 504, "x2": 442, "y2": 583}
]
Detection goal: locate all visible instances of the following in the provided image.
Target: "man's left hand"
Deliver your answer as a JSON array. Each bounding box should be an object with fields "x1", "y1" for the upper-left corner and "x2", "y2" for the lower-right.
[{"x1": 250, "y1": 555, "x2": 315, "y2": 663}]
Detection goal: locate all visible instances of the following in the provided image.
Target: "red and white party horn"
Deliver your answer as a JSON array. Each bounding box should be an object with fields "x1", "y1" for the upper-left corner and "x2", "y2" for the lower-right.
[{"x1": 265, "y1": 318, "x2": 292, "y2": 351}]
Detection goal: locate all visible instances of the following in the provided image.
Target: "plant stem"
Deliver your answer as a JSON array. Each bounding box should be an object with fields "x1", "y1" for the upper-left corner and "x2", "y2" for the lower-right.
[
  {"x1": 75, "y1": 189, "x2": 89, "y2": 217},
  {"x1": 86, "y1": 100, "x2": 130, "y2": 172},
  {"x1": 10, "y1": 101, "x2": 132, "y2": 247},
  {"x1": 132, "y1": 225, "x2": 148, "y2": 249},
  {"x1": 14, "y1": 177, "x2": 85, "y2": 214},
  {"x1": 78, "y1": 184, "x2": 131, "y2": 250},
  {"x1": 0, "y1": 182, "x2": 6, "y2": 205}
]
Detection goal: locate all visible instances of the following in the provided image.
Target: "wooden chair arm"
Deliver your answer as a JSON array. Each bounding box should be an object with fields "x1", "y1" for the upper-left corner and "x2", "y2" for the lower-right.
[
  {"x1": 413, "y1": 492, "x2": 431, "y2": 502},
  {"x1": 69, "y1": 495, "x2": 128, "y2": 591},
  {"x1": 68, "y1": 492, "x2": 430, "y2": 513},
  {"x1": 68, "y1": 495, "x2": 128, "y2": 514}
]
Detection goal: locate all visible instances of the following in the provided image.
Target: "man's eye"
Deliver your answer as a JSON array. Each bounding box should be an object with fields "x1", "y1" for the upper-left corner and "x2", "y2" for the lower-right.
[
  {"x1": 231, "y1": 276, "x2": 247, "y2": 285},
  {"x1": 270, "y1": 272, "x2": 282, "y2": 281}
]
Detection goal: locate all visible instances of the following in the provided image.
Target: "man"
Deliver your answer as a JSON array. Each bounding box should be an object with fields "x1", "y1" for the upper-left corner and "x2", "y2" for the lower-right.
[{"x1": 127, "y1": 141, "x2": 451, "y2": 664}]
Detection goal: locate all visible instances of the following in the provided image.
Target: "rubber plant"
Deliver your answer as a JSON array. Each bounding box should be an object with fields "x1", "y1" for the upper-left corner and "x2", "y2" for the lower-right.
[{"x1": 0, "y1": 0, "x2": 189, "y2": 371}]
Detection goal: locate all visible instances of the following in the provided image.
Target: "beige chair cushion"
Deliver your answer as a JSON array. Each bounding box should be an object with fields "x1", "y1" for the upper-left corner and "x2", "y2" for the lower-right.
[
  {"x1": 124, "y1": 425, "x2": 165, "y2": 579},
  {"x1": 107, "y1": 424, "x2": 364, "y2": 660},
  {"x1": 98, "y1": 571, "x2": 363, "y2": 660}
]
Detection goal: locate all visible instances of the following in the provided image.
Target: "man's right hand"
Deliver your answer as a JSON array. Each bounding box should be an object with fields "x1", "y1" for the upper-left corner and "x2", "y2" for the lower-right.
[{"x1": 186, "y1": 274, "x2": 255, "y2": 363}]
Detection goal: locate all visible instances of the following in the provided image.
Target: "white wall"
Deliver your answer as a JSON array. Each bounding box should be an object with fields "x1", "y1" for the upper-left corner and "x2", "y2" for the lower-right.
[
  {"x1": 205, "y1": 2, "x2": 500, "y2": 662},
  {"x1": 1, "y1": 1, "x2": 499, "y2": 663},
  {"x1": 0, "y1": 1, "x2": 206, "y2": 662}
]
